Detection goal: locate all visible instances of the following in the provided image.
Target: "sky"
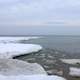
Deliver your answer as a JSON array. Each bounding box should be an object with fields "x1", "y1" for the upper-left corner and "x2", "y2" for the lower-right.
[{"x1": 0, "y1": 0, "x2": 80, "y2": 35}]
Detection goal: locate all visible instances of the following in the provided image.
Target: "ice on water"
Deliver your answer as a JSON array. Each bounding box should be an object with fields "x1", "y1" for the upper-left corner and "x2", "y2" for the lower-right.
[
  {"x1": 69, "y1": 67, "x2": 80, "y2": 77},
  {"x1": 60, "y1": 59, "x2": 80, "y2": 65},
  {"x1": 0, "y1": 37, "x2": 66, "y2": 80},
  {"x1": 0, "y1": 75, "x2": 66, "y2": 80},
  {"x1": 0, "y1": 43, "x2": 42, "y2": 58},
  {"x1": 0, "y1": 37, "x2": 39, "y2": 43}
]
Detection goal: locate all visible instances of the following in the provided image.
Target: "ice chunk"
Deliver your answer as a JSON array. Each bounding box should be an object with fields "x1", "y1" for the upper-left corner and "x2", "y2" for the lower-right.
[
  {"x1": 0, "y1": 37, "x2": 39, "y2": 43},
  {"x1": 0, "y1": 59, "x2": 47, "y2": 75},
  {"x1": 0, "y1": 59, "x2": 66, "y2": 80},
  {"x1": 0, "y1": 43, "x2": 42, "y2": 58},
  {"x1": 69, "y1": 67, "x2": 80, "y2": 77},
  {"x1": 0, "y1": 75, "x2": 66, "y2": 80},
  {"x1": 60, "y1": 59, "x2": 80, "y2": 65}
]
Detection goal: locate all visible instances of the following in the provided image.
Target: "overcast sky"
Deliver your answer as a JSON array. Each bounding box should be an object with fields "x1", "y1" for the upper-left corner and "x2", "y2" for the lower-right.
[{"x1": 0, "y1": 0, "x2": 80, "y2": 35}]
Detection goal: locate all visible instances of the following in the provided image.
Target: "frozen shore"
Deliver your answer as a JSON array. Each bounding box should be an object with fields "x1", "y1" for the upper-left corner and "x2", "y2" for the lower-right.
[
  {"x1": 0, "y1": 37, "x2": 39, "y2": 43},
  {"x1": 0, "y1": 43, "x2": 42, "y2": 58},
  {"x1": 69, "y1": 67, "x2": 80, "y2": 77},
  {"x1": 0, "y1": 59, "x2": 47, "y2": 75},
  {"x1": 0, "y1": 37, "x2": 66, "y2": 80},
  {"x1": 0, "y1": 58, "x2": 66, "y2": 80},
  {"x1": 60, "y1": 59, "x2": 80, "y2": 65},
  {"x1": 0, "y1": 59, "x2": 66, "y2": 80},
  {"x1": 0, "y1": 75, "x2": 66, "y2": 80}
]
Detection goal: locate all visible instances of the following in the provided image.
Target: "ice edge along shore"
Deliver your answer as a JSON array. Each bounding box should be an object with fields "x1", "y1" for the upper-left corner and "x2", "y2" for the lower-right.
[{"x1": 0, "y1": 37, "x2": 66, "y2": 80}]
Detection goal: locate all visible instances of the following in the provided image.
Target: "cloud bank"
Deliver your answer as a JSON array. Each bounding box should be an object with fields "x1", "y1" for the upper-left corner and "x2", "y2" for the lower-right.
[{"x1": 0, "y1": 0, "x2": 80, "y2": 26}]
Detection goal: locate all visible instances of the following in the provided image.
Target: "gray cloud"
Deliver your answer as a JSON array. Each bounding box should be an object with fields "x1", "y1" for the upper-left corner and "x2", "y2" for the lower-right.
[
  {"x1": 0, "y1": 0, "x2": 80, "y2": 35},
  {"x1": 0, "y1": 0, "x2": 80, "y2": 21}
]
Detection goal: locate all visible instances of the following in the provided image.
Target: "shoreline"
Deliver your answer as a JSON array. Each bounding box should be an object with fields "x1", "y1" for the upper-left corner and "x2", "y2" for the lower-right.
[{"x1": 15, "y1": 48, "x2": 80, "y2": 80}]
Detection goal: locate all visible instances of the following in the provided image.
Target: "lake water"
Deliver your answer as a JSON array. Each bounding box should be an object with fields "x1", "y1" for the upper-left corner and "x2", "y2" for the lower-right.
[
  {"x1": 0, "y1": 35, "x2": 79, "y2": 80},
  {"x1": 15, "y1": 35, "x2": 80, "y2": 80},
  {"x1": 22, "y1": 35, "x2": 80, "y2": 53}
]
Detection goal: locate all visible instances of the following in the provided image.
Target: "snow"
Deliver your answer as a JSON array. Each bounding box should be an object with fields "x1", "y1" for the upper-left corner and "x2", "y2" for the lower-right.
[
  {"x1": 0, "y1": 59, "x2": 66, "y2": 80},
  {"x1": 0, "y1": 59, "x2": 47, "y2": 75},
  {"x1": 0, "y1": 37, "x2": 39, "y2": 43},
  {"x1": 0, "y1": 75, "x2": 66, "y2": 80},
  {"x1": 69, "y1": 67, "x2": 80, "y2": 77},
  {"x1": 0, "y1": 43, "x2": 42, "y2": 58},
  {"x1": 60, "y1": 59, "x2": 80, "y2": 65},
  {"x1": 0, "y1": 37, "x2": 67, "y2": 80}
]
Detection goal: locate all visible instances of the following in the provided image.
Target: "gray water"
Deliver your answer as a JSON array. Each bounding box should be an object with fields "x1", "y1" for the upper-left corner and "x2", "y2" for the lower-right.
[
  {"x1": 15, "y1": 35, "x2": 80, "y2": 80},
  {"x1": 21, "y1": 35, "x2": 80, "y2": 53}
]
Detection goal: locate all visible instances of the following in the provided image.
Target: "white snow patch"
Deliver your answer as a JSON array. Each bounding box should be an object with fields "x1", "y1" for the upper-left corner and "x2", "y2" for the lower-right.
[
  {"x1": 0, "y1": 37, "x2": 66, "y2": 80},
  {"x1": 60, "y1": 59, "x2": 80, "y2": 65},
  {"x1": 0, "y1": 56, "x2": 66, "y2": 80},
  {"x1": 0, "y1": 75, "x2": 66, "y2": 80},
  {"x1": 0, "y1": 59, "x2": 47, "y2": 75},
  {"x1": 69, "y1": 67, "x2": 80, "y2": 77},
  {"x1": 0, "y1": 43, "x2": 42, "y2": 58},
  {"x1": 0, "y1": 37, "x2": 39, "y2": 43}
]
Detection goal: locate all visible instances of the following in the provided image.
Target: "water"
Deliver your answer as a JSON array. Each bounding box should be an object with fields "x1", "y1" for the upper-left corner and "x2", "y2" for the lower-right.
[
  {"x1": 1, "y1": 35, "x2": 79, "y2": 80},
  {"x1": 21, "y1": 35, "x2": 80, "y2": 53},
  {"x1": 14, "y1": 35, "x2": 80, "y2": 80}
]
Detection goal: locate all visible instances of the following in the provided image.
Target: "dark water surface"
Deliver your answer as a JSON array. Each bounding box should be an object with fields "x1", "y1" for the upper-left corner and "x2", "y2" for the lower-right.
[{"x1": 15, "y1": 35, "x2": 80, "y2": 80}]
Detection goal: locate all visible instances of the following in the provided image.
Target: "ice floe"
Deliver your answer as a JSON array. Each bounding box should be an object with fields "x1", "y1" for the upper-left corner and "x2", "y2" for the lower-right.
[
  {"x1": 60, "y1": 59, "x2": 80, "y2": 65},
  {"x1": 0, "y1": 37, "x2": 67, "y2": 80},
  {"x1": 0, "y1": 75, "x2": 66, "y2": 80},
  {"x1": 0, "y1": 59, "x2": 46, "y2": 75},
  {"x1": 69, "y1": 67, "x2": 80, "y2": 77},
  {"x1": 0, "y1": 59, "x2": 66, "y2": 80},
  {"x1": 0, "y1": 43, "x2": 42, "y2": 58},
  {"x1": 0, "y1": 37, "x2": 39, "y2": 43}
]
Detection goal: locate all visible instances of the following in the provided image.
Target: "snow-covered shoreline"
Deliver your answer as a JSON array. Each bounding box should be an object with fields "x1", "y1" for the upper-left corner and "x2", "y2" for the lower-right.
[
  {"x1": 0, "y1": 75, "x2": 66, "y2": 80},
  {"x1": 0, "y1": 43, "x2": 42, "y2": 58},
  {"x1": 0, "y1": 59, "x2": 47, "y2": 75},
  {"x1": 0, "y1": 58, "x2": 66, "y2": 80},
  {"x1": 0, "y1": 37, "x2": 67, "y2": 80},
  {"x1": 0, "y1": 37, "x2": 39, "y2": 43}
]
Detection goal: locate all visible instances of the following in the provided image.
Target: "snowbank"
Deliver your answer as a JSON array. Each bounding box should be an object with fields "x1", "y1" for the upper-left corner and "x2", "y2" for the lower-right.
[
  {"x1": 0, "y1": 37, "x2": 39, "y2": 43},
  {"x1": 69, "y1": 67, "x2": 80, "y2": 77},
  {"x1": 0, "y1": 43, "x2": 42, "y2": 58},
  {"x1": 60, "y1": 59, "x2": 80, "y2": 65},
  {"x1": 0, "y1": 59, "x2": 66, "y2": 80},
  {"x1": 0, "y1": 37, "x2": 66, "y2": 80},
  {"x1": 0, "y1": 55, "x2": 66, "y2": 80},
  {"x1": 0, "y1": 75, "x2": 66, "y2": 80},
  {"x1": 0, "y1": 59, "x2": 46, "y2": 75}
]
